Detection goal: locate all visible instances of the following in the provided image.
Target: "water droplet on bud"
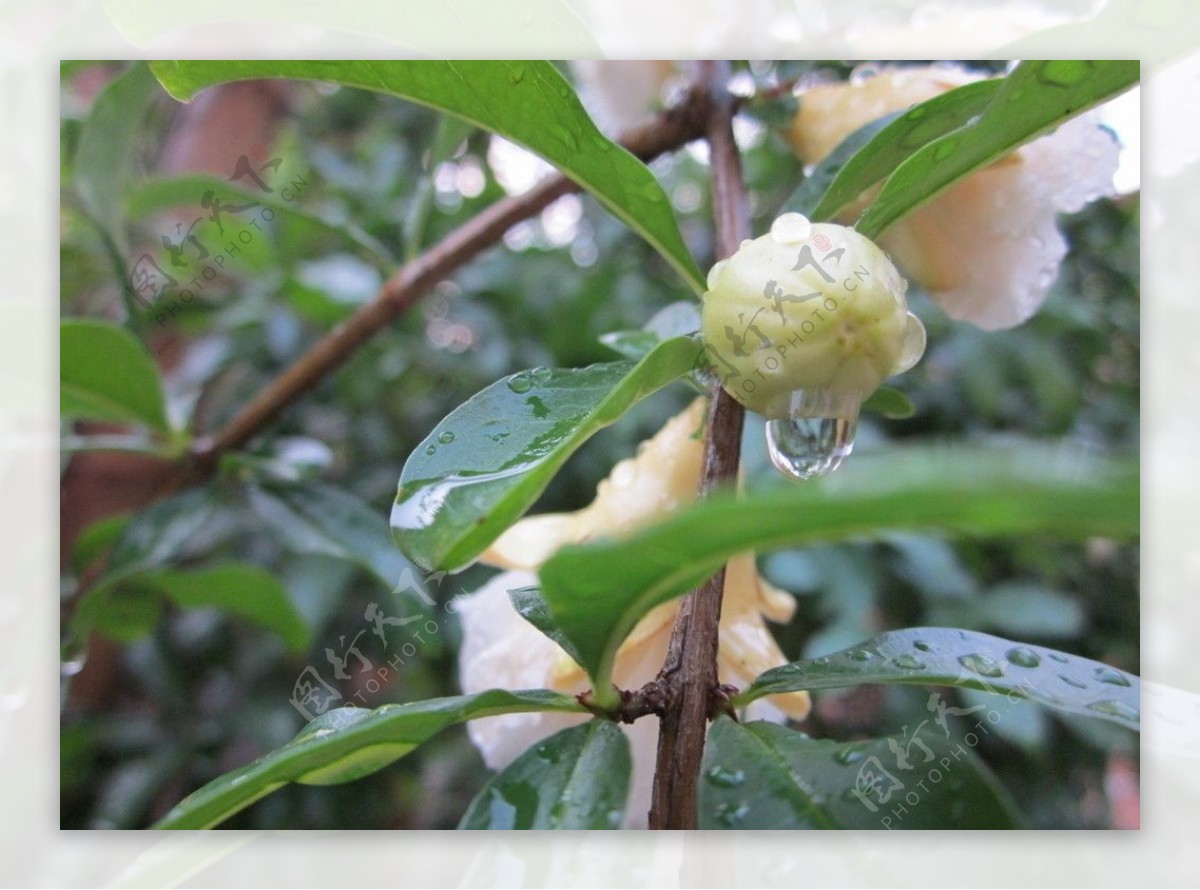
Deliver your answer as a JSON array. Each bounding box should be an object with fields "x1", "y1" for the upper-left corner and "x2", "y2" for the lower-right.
[
  {"x1": 769, "y1": 212, "x2": 813, "y2": 244},
  {"x1": 892, "y1": 312, "x2": 927, "y2": 374},
  {"x1": 765, "y1": 389, "x2": 860, "y2": 481}
]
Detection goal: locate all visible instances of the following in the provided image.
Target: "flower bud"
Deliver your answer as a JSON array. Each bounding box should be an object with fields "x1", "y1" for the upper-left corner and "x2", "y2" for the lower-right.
[{"x1": 700, "y1": 213, "x2": 925, "y2": 479}]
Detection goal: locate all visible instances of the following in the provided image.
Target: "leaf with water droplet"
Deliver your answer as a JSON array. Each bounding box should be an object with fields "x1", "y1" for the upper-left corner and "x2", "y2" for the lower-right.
[
  {"x1": 735, "y1": 627, "x2": 1140, "y2": 732},
  {"x1": 856, "y1": 60, "x2": 1138, "y2": 239},
  {"x1": 783, "y1": 78, "x2": 1001, "y2": 223},
  {"x1": 153, "y1": 689, "x2": 585, "y2": 829},
  {"x1": 540, "y1": 444, "x2": 1137, "y2": 700},
  {"x1": 1006, "y1": 647, "x2": 1041, "y2": 669},
  {"x1": 392, "y1": 336, "x2": 700, "y2": 573},
  {"x1": 959, "y1": 653, "x2": 1005, "y2": 679},
  {"x1": 149, "y1": 61, "x2": 707, "y2": 294},
  {"x1": 699, "y1": 717, "x2": 1019, "y2": 829},
  {"x1": 459, "y1": 720, "x2": 630, "y2": 829}
]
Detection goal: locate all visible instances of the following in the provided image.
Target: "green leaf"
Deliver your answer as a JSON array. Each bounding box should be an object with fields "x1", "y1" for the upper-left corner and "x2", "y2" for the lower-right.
[
  {"x1": 247, "y1": 481, "x2": 414, "y2": 591},
  {"x1": 391, "y1": 335, "x2": 702, "y2": 572},
  {"x1": 856, "y1": 61, "x2": 1139, "y2": 239},
  {"x1": 459, "y1": 720, "x2": 630, "y2": 829},
  {"x1": 74, "y1": 562, "x2": 310, "y2": 653},
  {"x1": 508, "y1": 586, "x2": 585, "y2": 667},
  {"x1": 153, "y1": 689, "x2": 585, "y2": 829},
  {"x1": 699, "y1": 718, "x2": 1019, "y2": 829},
  {"x1": 74, "y1": 62, "x2": 157, "y2": 238},
  {"x1": 149, "y1": 61, "x2": 706, "y2": 294},
  {"x1": 786, "y1": 78, "x2": 1001, "y2": 222},
  {"x1": 147, "y1": 563, "x2": 309, "y2": 653},
  {"x1": 106, "y1": 487, "x2": 223, "y2": 577},
  {"x1": 71, "y1": 514, "x2": 131, "y2": 575},
  {"x1": 61, "y1": 319, "x2": 170, "y2": 433},
  {"x1": 736, "y1": 627, "x2": 1139, "y2": 732},
  {"x1": 861, "y1": 385, "x2": 916, "y2": 419},
  {"x1": 538, "y1": 444, "x2": 1137, "y2": 700},
  {"x1": 599, "y1": 300, "x2": 701, "y2": 361},
  {"x1": 126, "y1": 175, "x2": 396, "y2": 271}
]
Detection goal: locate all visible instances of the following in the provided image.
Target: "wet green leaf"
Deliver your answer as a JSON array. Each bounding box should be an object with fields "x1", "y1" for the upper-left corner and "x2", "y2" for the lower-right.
[
  {"x1": 459, "y1": 720, "x2": 630, "y2": 829},
  {"x1": 149, "y1": 61, "x2": 706, "y2": 294},
  {"x1": 737, "y1": 627, "x2": 1139, "y2": 731},
  {"x1": 153, "y1": 690, "x2": 584, "y2": 829},
  {"x1": 60, "y1": 320, "x2": 170, "y2": 432},
  {"x1": 391, "y1": 335, "x2": 702, "y2": 572},
  {"x1": 786, "y1": 78, "x2": 1001, "y2": 222},
  {"x1": 857, "y1": 61, "x2": 1139, "y2": 239},
  {"x1": 538, "y1": 444, "x2": 1137, "y2": 700},
  {"x1": 699, "y1": 718, "x2": 1019, "y2": 829}
]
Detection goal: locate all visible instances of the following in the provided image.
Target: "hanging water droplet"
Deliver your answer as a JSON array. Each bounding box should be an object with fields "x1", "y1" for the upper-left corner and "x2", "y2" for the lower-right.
[
  {"x1": 507, "y1": 372, "x2": 534, "y2": 394},
  {"x1": 891, "y1": 312, "x2": 927, "y2": 374},
  {"x1": 61, "y1": 639, "x2": 87, "y2": 679},
  {"x1": 706, "y1": 765, "x2": 746, "y2": 788},
  {"x1": 424, "y1": 445, "x2": 437, "y2": 456},
  {"x1": 700, "y1": 260, "x2": 729, "y2": 291},
  {"x1": 846, "y1": 648, "x2": 876, "y2": 662},
  {"x1": 958, "y1": 653, "x2": 1005, "y2": 678},
  {"x1": 437, "y1": 431, "x2": 455, "y2": 445},
  {"x1": 61, "y1": 654, "x2": 87, "y2": 679},
  {"x1": 812, "y1": 656, "x2": 830, "y2": 666},
  {"x1": 766, "y1": 415, "x2": 856, "y2": 480},
  {"x1": 1059, "y1": 674, "x2": 1087, "y2": 689},
  {"x1": 1047, "y1": 652, "x2": 1068, "y2": 664},
  {"x1": 891, "y1": 654, "x2": 926, "y2": 670},
  {"x1": 1006, "y1": 647, "x2": 1042, "y2": 669},
  {"x1": 769, "y1": 212, "x2": 812, "y2": 245},
  {"x1": 835, "y1": 748, "x2": 866, "y2": 765},
  {"x1": 532, "y1": 367, "x2": 553, "y2": 385},
  {"x1": 765, "y1": 389, "x2": 860, "y2": 481},
  {"x1": 1087, "y1": 699, "x2": 1139, "y2": 722},
  {"x1": 913, "y1": 640, "x2": 934, "y2": 652},
  {"x1": 1094, "y1": 666, "x2": 1131, "y2": 687}
]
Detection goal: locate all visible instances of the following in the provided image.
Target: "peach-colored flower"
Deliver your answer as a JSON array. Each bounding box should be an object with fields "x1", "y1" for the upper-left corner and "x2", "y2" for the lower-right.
[
  {"x1": 456, "y1": 397, "x2": 809, "y2": 827},
  {"x1": 789, "y1": 65, "x2": 1121, "y2": 330}
]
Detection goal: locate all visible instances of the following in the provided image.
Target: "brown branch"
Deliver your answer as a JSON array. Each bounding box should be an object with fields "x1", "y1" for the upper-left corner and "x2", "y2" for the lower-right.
[
  {"x1": 648, "y1": 61, "x2": 750, "y2": 830},
  {"x1": 166, "y1": 83, "x2": 715, "y2": 490}
]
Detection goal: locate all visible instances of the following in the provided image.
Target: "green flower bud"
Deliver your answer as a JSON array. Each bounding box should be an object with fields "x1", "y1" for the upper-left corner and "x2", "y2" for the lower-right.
[
  {"x1": 701, "y1": 213, "x2": 925, "y2": 421},
  {"x1": 700, "y1": 213, "x2": 926, "y2": 480}
]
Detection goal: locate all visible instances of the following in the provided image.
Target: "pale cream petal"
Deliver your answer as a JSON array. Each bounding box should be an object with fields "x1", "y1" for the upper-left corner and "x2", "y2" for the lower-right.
[
  {"x1": 480, "y1": 513, "x2": 580, "y2": 570},
  {"x1": 788, "y1": 65, "x2": 1119, "y2": 331},
  {"x1": 456, "y1": 570, "x2": 588, "y2": 770},
  {"x1": 882, "y1": 115, "x2": 1120, "y2": 330}
]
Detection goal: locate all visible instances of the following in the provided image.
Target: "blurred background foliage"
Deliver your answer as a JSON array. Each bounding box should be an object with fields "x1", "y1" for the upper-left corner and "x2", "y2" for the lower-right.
[{"x1": 59, "y1": 60, "x2": 1138, "y2": 829}]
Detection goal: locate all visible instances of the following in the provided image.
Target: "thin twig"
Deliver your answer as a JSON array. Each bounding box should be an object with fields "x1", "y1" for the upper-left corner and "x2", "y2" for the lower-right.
[
  {"x1": 163, "y1": 84, "x2": 715, "y2": 491},
  {"x1": 648, "y1": 61, "x2": 750, "y2": 830}
]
